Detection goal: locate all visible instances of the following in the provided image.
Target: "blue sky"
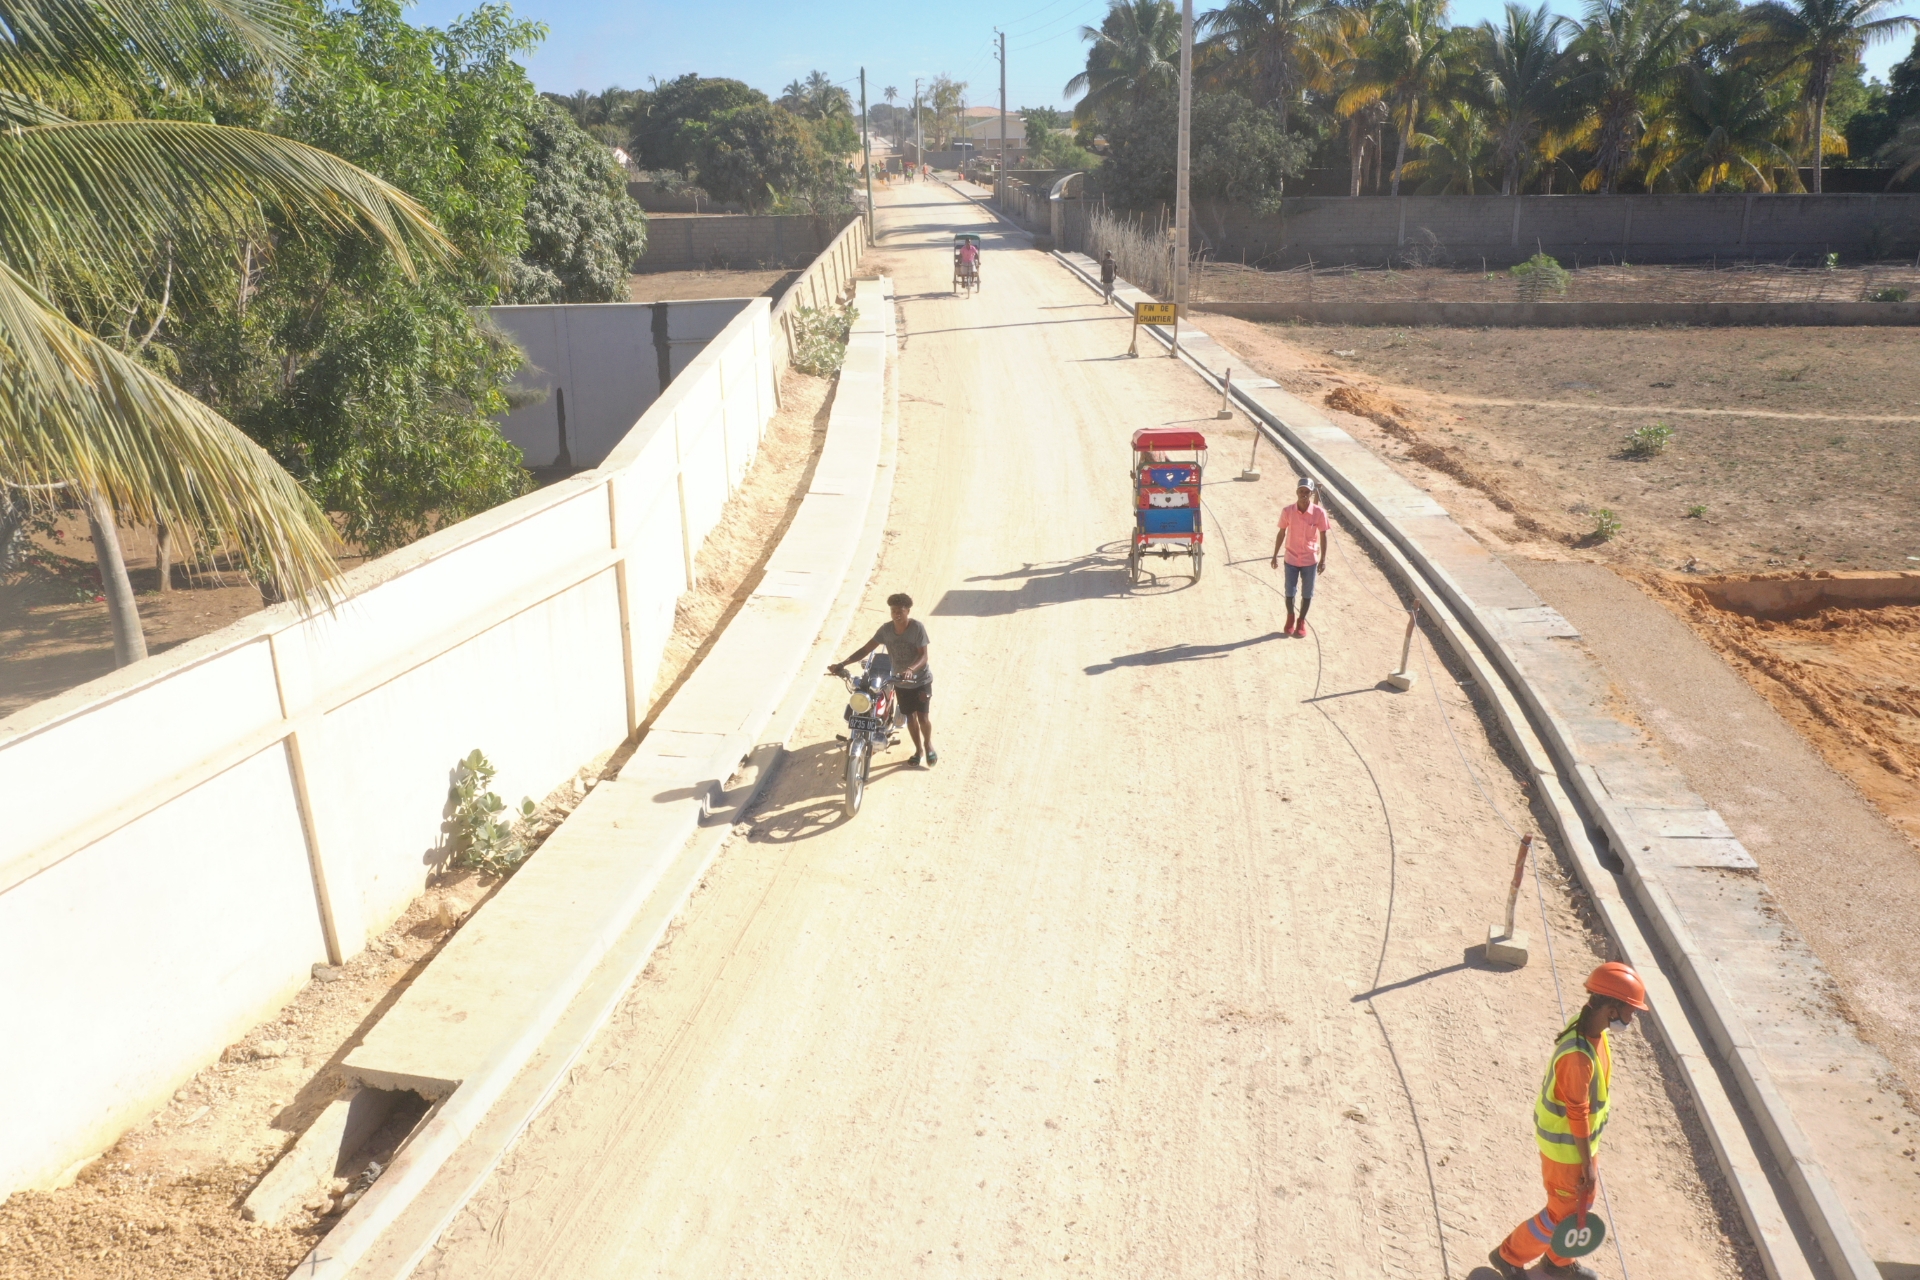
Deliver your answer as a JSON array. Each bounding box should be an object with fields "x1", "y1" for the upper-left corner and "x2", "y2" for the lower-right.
[{"x1": 404, "y1": 0, "x2": 1918, "y2": 114}]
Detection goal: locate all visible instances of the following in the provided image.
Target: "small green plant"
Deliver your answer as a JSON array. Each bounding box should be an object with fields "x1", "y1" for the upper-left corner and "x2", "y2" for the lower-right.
[
  {"x1": 1823, "y1": 252, "x2": 1839, "y2": 269},
  {"x1": 1622, "y1": 422, "x2": 1674, "y2": 457},
  {"x1": 1509, "y1": 252, "x2": 1570, "y2": 301},
  {"x1": 791, "y1": 301, "x2": 857, "y2": 376},
  {"x1": 1866, "y1": 287, "x2": 1910, "y2": 302},
  {"x1": 1592, "y1": 508, "x2": 1622, "y2": 540},
  {"x1": 449, "y1": 750, "x2": 536, "y2": 877},
  {"x1": 1685, "y1": 503, "x2": 1707, "y2": 519}
]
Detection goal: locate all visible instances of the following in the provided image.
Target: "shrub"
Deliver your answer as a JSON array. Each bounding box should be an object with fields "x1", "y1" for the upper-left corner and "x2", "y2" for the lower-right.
[
  {"x1": 792, "y1": 301, "x2": 857, "y2": 376},
  {"x1": 449, "y1": 750, "x2": 537, "y2": 877},
  {"x1": 1509, "y1": 252, "x2": 1570, "y2": 301},
  {"x1": 1867, "y1": 287, "x2": 1910, "y2": 302},
  {"x1": 1592, "y1": 508, "x2": 1622, "y2": 540},
  {"x1": 1622, "y1": 422, "x2": 1674, "y2": 457},
  {"x1": 1686, "y1": 503, "x2": 1707, "y2": 519}
]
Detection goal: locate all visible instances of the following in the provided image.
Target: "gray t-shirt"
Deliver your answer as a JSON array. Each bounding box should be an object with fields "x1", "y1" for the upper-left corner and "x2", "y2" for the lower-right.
[{"x1": 871, "y1": 619, "x2": 931, "y2": 687}]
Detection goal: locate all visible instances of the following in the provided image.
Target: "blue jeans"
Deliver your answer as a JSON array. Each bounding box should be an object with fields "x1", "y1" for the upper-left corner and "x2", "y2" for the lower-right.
[{"x1": 1284, "y1": 561, "x2": 1317, "y2": 602}]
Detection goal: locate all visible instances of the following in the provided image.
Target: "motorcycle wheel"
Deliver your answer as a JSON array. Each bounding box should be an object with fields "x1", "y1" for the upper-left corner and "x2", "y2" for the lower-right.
[
  {"x1": 843, "y1": 739, "x2": 868, "y2": 818},
  {"x1": 1127, "y1": 548, "x2": 1141, "y2": 586},
  {"x1": 1192, "y1": 546, "x2": 1204, "y2": 580}
]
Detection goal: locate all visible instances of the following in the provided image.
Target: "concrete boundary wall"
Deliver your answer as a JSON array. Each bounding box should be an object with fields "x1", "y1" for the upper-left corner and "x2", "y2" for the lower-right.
[
  {"x1": 769, "y1": 215, "x2": 869, "y2": 383},
  {"x1": 0, "y1": 300, "x2": 779, "y2": 1198},
  {"x1": 632, "y1": 214, "x2": 842, "y2": 272},
  {"x1": 1193, "y1": 299, "x2": 1920, "y2": 327}
]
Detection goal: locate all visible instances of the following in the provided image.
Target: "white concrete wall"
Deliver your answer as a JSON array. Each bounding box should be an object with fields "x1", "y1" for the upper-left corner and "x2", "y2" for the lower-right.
[
  {"x1": 489, "y1": 300, "x2": 750, "y2": 469},
  {"x1": 0, "y1": 297, "x2": 777, "y2": 1199}
]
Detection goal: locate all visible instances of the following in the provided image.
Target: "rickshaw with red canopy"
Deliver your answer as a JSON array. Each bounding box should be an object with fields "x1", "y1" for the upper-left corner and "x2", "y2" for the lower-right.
[{"x1": 1128, "y1": 428, "x2": 1206, "y2": 584}]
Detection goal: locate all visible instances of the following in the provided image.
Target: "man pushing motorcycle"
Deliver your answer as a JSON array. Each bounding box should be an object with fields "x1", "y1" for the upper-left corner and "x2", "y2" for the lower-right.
[{"x1": 829, "y1": 593, "x2": 937, "y2": 767}]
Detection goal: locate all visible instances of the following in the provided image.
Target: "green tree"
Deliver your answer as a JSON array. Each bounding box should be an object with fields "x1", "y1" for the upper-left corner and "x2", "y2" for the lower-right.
[
  {"x1": 546, "y1": 85, "x2": 650, "y2": 148},
  {"x1": 1565, "y1": 0, "x2": 1697, "y2": 193},
  {"x1": 1198, "y1": 0, "x2": 1345, "y2": 130},
  {"x1": 0, "y1": 0, "x2": 446, "y2": 663},
  {"x1": 166, "y1": 0, "x2": 542, "y2": 559},
  {"x1": 1337, "y1": 0, "x2": 1457, "y2": 195},
  {"x1": 1402, "y1": 98, "x2": 1497, "y2": 192},
  {"x1": 632, "y1": 74, "x2": 767, "y2": 173},
  {"x1": 511, "y1": 99, "x2": 649, "y2": 302},
  {"x1": 1095, "y1": 84, "x2": 1307, "y2": 220},
  {"x1": 1067, "y1": 0, "x2": 1181, "y2": 127},
  {"x1": 1748, "y1": 0, "x2": 1919, "y2": 189},
  {"x1": 694, "y1": 101, "x2": 849, "y2": 212},
  {"x1": 1643, "y1": 60, "x2": 1804, "y2": 189},
  {"x1": 1474, "y1": 3, "x2": 1577, "y2": 194}
]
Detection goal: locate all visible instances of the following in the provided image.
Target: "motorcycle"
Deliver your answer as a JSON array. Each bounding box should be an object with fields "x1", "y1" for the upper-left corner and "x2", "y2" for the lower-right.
[{"x1": 835, "y1": 652, "x2": 901, "y2": 817}]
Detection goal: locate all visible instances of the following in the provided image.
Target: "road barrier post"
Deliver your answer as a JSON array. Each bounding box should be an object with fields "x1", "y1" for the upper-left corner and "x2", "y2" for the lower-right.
[
  {"x1": 1487, "y1": 834, "x2": 1535, "y2": 966},
  {"x1": 1217, "y1": 367, "x2": 1234, "y2": 419},
  {"x1": 1385, "y1": 600, "x2": 1420, "y2": 690}
]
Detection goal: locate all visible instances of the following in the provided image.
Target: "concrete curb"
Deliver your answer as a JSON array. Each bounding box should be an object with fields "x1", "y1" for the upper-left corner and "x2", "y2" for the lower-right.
[
  {"x1": 1190, "y1": 299, "x2": 1920, "y2": 327},
  {"x1": 1051, "y1": 249, "x2": 1860, "y2": 1280},
  {"x1": 292, "y1": 279, "x2": 898, "y2": 1280}
]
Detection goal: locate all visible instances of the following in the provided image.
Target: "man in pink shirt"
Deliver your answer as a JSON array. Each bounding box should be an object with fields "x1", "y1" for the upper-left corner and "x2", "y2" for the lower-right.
[{"x1": 1270, "y1": 477, "x2": 1332, "y2": 637}]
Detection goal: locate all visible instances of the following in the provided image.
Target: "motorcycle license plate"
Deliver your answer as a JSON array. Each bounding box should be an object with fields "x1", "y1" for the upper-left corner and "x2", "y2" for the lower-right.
[{"x1": 850, "y1": 716, "x2": 883, "y2": 733}]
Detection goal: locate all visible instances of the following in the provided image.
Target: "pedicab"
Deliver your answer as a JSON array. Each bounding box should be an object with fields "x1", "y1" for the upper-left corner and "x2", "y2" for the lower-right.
[
  {"x1": 1127, "y1": 428, "x2": 1206, "y2": 584},
  {"x1": 953, "y1": 233, "x2": 982, "y2": 295}
]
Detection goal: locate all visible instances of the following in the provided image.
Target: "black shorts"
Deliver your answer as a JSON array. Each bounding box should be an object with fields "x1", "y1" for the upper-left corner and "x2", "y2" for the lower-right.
[{"x1": 896, "y1": 683, "x2": 932, "y2": 715}]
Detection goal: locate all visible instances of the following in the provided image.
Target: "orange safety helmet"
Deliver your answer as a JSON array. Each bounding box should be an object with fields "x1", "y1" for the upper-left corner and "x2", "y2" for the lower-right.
[{"x1": 1585, "y1": 961, "x2": 1650, "y2": 1011}]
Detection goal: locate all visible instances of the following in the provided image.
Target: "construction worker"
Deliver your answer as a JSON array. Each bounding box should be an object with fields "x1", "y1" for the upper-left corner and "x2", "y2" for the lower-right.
[{"x1": 1488, "y1": 961, "x2": 1650, "y2": 1280}]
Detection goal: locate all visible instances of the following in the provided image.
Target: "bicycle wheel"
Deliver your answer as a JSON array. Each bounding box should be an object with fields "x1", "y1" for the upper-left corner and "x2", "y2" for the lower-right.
[{"x1": 843, "y1": 740, "x2": 868, "y2": 818}]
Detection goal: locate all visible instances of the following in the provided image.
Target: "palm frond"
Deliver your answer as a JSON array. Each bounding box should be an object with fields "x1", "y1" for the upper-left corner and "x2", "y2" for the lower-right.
[
  {"x1": 0, "y1": 0, "x2": 301, "y2": 101},
  {"x1": 0, "y1": 118, "x2": 450, "y2": 290},
  {"x1": 0, "y1": 259, "x2": 340, "y2": 600}
]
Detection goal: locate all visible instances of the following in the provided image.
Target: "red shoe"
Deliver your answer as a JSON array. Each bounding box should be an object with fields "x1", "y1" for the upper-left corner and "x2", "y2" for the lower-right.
[{"x1": 1292, "y1": 621, "x2": 1308, "y2": 638}]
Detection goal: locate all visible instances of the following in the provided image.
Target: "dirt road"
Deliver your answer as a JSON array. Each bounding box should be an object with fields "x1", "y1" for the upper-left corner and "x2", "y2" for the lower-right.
[{"x1": 415, "y1": 184, "x2": 1752, "y2": 1279}]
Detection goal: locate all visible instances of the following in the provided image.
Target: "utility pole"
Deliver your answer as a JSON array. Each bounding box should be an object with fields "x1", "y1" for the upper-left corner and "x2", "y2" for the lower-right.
[
  {"x1": 914, "y1": 77, "x2": 923, "y2": 177},
  {"x1": 996, "y1": 29, "x2": 1007, "y2": 205},
  {"x1": 860, "y1": 68, "x2": 874, "y2": 241},
  {"x1": 1172, "y1": 0, "x2": 1193, "y2": 358}
]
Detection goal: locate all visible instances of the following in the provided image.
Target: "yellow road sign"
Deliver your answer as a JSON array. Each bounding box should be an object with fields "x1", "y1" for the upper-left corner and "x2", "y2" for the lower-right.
[{"x1": 1133, "y1": 301, "x2": 1178, "y2": 326}]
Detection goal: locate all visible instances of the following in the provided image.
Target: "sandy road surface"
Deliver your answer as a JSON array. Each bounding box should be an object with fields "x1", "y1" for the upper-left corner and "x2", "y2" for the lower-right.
[{"x1": 417, "y1": 185, "x2": 1751, "y2": 1279}]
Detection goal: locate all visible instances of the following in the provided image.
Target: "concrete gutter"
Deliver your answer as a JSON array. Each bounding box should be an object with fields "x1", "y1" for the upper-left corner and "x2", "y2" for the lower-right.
[
  {"x1": 1055, "y1": 250, "x2": 1895, "y2": 1280},
  {"x1": 294, "y1": 277, "x2": 897, "y2": 1279},
  {"x1": 1191, "y1": 299, "x2": 1920, "y2": 327}
]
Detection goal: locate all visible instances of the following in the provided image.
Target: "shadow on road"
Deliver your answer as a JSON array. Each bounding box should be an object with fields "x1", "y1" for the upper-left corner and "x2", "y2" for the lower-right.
[
  {"x1": 933, "y1": 551, "x2": 1131, "y2": 617},
  {"x1": 1084, "y1": 632, "x2": 1287, "y2": 675},
  {"x1": 744, "y1": 739, "x2": 922, "y2": 844},
  {"x1": 1348, "y1": 946, "x2": 1507, "y2": 1003}
]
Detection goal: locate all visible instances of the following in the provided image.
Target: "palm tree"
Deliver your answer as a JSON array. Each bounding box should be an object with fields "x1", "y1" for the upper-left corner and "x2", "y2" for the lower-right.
[
  {"x1": 1643, "y1": 61, "x2": 1804, "y2": 189},
  {"x1": 1402, "y1": 99, "x2": 1497, "y2": 192},
  {"x1": 1066, "y1": 0, "x2": 1183, "y2": 127},
  {"x1": 1198, "y1": 0, "x2": 1345, "y2": 130},
  {"x1": 1748, "y1": 0, "x2": 1919, "y2": 191},
  {"x1": 1566, "y1": 0, "x2": 1697, "y2": 193},
  {"x1": 1475, "y1": 3, "x2": 1577, "y2": 194},
  {"x1": 1, "y1": 1, "x2": 446, "y2": 665},
  {"x1": 1337, "y1": 0, "x2": 1455, "y2": 196},
  {"x1": 1878, "y1": 115, "x2": 1920, "y2": 184}
]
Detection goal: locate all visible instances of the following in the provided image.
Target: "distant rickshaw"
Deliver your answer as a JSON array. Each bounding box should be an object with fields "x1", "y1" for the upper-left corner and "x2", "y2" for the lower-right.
[{"x1": 953, "y1": 233, "x2": 982, "y2": 296}]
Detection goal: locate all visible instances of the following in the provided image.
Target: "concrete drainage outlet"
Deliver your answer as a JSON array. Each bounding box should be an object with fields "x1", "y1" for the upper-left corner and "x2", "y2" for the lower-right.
[{"x1": 242, "y1": 1088, "x2": 429, "y2": 1227}]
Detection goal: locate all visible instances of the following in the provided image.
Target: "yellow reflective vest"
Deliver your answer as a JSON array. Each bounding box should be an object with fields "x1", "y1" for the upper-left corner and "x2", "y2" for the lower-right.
[{"x1": 1534, "y1": 1022, "x2": 1611, "y2": 1163}]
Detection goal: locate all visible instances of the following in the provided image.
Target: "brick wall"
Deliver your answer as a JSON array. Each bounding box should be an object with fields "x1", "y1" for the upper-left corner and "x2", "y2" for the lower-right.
[
  {"x1": 1159, "y1": 194, "x2": 1920, "y2": 266},
  {"x1": 634, "y1": 215, "x2": 841, "y2": 271}
]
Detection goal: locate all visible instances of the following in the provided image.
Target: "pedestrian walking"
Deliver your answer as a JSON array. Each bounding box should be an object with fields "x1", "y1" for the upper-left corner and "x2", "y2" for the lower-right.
[
  {"x1": 1269, "y1": 477, "x2": 1331, "y2": 637},
  {"x1": 829, "y1": 593, "x2": 937, "y2": 767},
  {"x1": 1100, "y1": 250, "x2": 1118, "y2": 302},
  {"x1": 1488, "y1": 962, "x2": 1650, "y2": 1280}
]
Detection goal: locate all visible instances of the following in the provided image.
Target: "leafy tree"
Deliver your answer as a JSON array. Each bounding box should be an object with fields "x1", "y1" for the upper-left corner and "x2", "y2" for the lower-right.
[
  {"x1": 1402, "y1": 98, "x2": 1497, "y2": 191},
  {"x1": 1067, "y1": 0, "x2": 1181, "y2": 127},
  {"x1": 780, "y1": 70, "x2": 854, "y2": 121},
  {"x1": 1199, "y1": 0, "x2": 1345, "y2": 130},
  {"x1": 167, "y1": 0, "x2": 541, "y2": 559},
  {"x1": 511, "y1": 99, "x2": 649, "y2": 302},
  {"x1": 1846, "y1": 34, "x2": 1920, "y2": 160},
  {"x1": 1337, "y1": 0, "x2": 1458, "y2": 194},
  {"x1": 694, "y1": 101, "x2": 851, "y2": 212},
  {"x1": 1474, "y1": 3, "x2": 1578, "y2": 194},
  {"x1": 1748, "y1": 0, "x2": 1919, "y2": 189},
  {"x1": 1021, "y1": 105, "x2": 1071, "y2": 132},
  {"x1": 1565, "y1": 0, "x2": 1698, "y2": 192},
  {"x1": 1643, "y1": 60, "x2": 1804, "y2": 188},
  {"x1": 0, "y1": 0, "x2": 446, "y2": 662},
  {"x1": 632, "y1": 74, "x2": 767, "y2": 173},
  {"x1": 545, "y1": 85, "x2": 650, "y2": 147},
  {"x1": 1095, "y1": 84, "x2": 1308, "y2": 224}
]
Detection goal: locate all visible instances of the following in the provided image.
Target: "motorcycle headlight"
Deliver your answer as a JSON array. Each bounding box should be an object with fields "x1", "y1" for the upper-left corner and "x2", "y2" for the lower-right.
[{"x1": 849, "y1": 692, "x2": 874, "y2": 714}]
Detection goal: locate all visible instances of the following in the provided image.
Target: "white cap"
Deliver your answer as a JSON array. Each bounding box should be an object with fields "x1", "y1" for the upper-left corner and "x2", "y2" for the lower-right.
[{"x1": 1295, "y1": 476, "x2": 1316, "y2": 492}]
